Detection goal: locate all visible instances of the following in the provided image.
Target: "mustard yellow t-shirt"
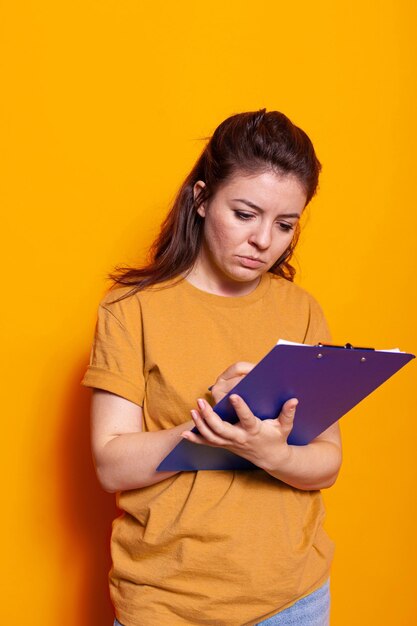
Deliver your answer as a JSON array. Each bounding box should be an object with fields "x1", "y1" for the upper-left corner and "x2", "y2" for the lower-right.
[{"x1": 81, "y1": 272, "x2": 334, "y2": 626}]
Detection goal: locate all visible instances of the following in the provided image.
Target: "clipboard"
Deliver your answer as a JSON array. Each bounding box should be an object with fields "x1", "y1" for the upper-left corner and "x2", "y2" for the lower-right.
[{"x1": 157, "y1": 342, "x2": 415, "y2": 471}]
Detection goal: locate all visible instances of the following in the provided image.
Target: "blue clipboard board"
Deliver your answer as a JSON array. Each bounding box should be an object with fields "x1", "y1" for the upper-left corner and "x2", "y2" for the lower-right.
[{"x1": 157, "y1": 343, "x2": 415, "y2": 471}]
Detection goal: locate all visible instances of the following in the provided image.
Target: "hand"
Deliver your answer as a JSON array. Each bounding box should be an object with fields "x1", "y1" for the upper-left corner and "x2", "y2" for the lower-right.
[
  {"x1": 210, "y1": 362, "x2": 255, "y2": 404},
  {"x1": 182, "y1": 394, "x2": 298, "y2": 471}
]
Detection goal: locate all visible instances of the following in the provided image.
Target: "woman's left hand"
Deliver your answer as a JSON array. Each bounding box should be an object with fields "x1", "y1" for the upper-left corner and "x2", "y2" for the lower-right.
[
  {"x1": 182, "y1": 394, "x2": 298, "y2": 470},
  {"x1": 181, "y1": 395, "x2": 343, "y2": 490}
]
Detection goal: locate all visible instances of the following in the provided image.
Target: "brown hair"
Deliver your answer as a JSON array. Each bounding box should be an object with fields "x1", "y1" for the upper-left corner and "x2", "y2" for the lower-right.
[{"x1": 108, "y1": 109, "x2": 321, "y2": 300}]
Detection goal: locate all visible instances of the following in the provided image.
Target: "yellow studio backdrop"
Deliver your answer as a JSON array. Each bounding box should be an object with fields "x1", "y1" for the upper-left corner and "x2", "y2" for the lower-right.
[{"x1": 1, "y1": 1, "x2": 416, "y2": 624}]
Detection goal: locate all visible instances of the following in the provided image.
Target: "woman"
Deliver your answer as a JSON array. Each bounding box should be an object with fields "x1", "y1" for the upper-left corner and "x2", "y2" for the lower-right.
[{"x1": 82, "y1": 109, "x2": 342, "y2": 626}]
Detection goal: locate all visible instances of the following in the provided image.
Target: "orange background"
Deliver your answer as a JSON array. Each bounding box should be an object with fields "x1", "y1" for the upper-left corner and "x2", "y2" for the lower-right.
[{"x1": 1, "y1": 1, "x2": 416, "y2": 624}]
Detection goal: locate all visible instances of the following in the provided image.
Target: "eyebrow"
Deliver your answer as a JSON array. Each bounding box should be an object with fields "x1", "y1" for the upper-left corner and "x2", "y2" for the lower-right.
[{"x1": 232, "y1": 198, "x2": 301, "y2": 218}]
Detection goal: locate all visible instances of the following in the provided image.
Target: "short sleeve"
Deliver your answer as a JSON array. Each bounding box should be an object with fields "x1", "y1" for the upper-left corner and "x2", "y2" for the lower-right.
[
  {"x1": 304, "y1": 295, "x2": 332, "y2": 345},
  {"x1": 81, "y1": 292, "x2": 145, "y2": 406}
]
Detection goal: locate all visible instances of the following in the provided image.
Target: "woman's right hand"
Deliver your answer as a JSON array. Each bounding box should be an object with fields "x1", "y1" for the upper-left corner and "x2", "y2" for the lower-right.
[{"x1": 210, "y1": 362, "x2": 255, "y2": 404}]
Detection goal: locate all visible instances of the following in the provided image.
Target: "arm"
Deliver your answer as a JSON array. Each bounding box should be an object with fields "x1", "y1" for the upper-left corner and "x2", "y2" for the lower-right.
[
  {"x1": 264, "y1": 422, "x2": 342, "y2": 490},
  {"x1": 183, "y1": 394, "x2": 342, "y2": 491},
  {"x1": 91, "y1": 389, "x2": 193, "y2": 493}
]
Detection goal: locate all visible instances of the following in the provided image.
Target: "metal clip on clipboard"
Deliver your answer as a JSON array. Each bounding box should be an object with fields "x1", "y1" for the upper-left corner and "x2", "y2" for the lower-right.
[
  {"x1": 317, "y1": 342, "x2": 374, "y2": 350},
  {"x1": 316, "y1": 343, "x2": 375, "y2": 362}
]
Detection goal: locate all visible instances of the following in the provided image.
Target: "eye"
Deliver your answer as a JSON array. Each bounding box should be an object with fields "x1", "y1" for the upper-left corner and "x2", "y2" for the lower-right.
[
  {"x1": 277, "y1": 222, "x2": 294, "y2": 232},
  {"x1": 234, "y1": 210, "x2": 255, "y2": 221}
]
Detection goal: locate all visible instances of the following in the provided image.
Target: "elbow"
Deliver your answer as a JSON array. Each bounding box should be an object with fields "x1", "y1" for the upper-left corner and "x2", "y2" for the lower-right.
[
  {"x1": 100, "y1": 480, "x2": 119, "y2": 494},
  {"x1": 316, "y1": 447, "x2": 343, "y2": 490},
  {"x1": 94, "y1": 458, "x2": 151, "y2": 493},
  {"x1": 297, "y1": 476, "x2": 338, "y2": 491},
  {"x1": 92, "y1": 441, "x2": 126, "y2": 493},
  {"x1": 317, "y1": 474, "x2": 338, "y2": 490},
  {"x1": 298, "y1": 464, "x2": 342, "y2": 491},
  {"x1": 94, "y1": 461, "x2": 119, "y2": 493},
  {"x1": 314, "y1": 465, "x2": 342, "y2": 490},
  {"x1": 91, "y1": 442, "x2": 118, "y2": 492}
]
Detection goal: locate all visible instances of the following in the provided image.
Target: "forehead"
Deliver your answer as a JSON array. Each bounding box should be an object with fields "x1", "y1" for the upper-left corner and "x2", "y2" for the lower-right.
[{"x1": 217, "y1": 170, "x2": 307, "y2": 211}]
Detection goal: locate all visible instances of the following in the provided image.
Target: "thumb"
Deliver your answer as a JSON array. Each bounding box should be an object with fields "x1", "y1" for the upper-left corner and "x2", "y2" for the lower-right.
[{"x1": 278, "y1": 398, "x2": 298, "y2": 435}]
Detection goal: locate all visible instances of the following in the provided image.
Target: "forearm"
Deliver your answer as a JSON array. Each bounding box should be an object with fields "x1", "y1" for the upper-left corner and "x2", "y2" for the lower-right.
[
  {"x1": 261, "y1": 439, "x2": 342, "y2": 491},
  {"x1": 95, "y1": 420, "x2": 193, "y2": 492}
]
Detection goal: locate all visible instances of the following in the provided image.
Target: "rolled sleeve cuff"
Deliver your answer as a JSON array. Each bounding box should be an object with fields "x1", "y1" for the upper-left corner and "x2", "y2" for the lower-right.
[{"x1": 81, "y1": 367, "x2": 144, "y2": 406}]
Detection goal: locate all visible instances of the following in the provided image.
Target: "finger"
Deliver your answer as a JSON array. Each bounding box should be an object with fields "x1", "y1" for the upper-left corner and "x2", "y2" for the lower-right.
[
  {"x1": 229, "y1": 395, "x2": 259, "y2": 433},
  {"x1": 195, "y1": 399, "x2": 237, "y2": 439},
  {"x1": 181, "y1": 429, "x2": 214, "y2": 446},
  {"x1": 278, "y1": 398, "x2": 298, "y2": 435},
  {"x1": 190, "y1": 409, "x2": 227, "y2": 446},
  {"x1": 217, "y1": 361, "x2": 255, "y2": 383}
]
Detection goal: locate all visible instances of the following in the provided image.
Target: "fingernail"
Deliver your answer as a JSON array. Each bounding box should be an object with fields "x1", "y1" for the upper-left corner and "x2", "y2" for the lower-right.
[
  {"x1": 230, "y1": 395, "x2": 239, "y2": 404},
  {"x1": 191, "y1": 409, "x2": 199, "y2": 419},
  {"x1": 197, "y1": 398, "x2": 205, "y2": 410},
  {"x1": 181, "y1": 433, "x2": 189, "y2": 440}
]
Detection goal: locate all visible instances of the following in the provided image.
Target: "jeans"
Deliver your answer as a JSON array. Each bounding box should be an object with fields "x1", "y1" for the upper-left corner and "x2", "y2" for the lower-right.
[
  {"x1": 113, "y1": 578, "x2": 330, "y2": 626},
  {"x1": 255, "y1": 579, "x2": 330, "y2": 625}
]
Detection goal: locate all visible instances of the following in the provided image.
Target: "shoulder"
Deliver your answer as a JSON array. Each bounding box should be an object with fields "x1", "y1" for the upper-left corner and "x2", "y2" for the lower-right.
[
  {"x1": 95, "y1": 286, "x2": 144, "y2": 333},
  {"x1": 98, "y1": 278, "x2": 184, "y2": 319}
]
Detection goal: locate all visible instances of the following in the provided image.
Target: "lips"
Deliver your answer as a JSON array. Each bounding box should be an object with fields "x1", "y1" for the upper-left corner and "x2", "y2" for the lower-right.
[{"x1": 237, "y1": 256, "x2": 266, "y2": 269}]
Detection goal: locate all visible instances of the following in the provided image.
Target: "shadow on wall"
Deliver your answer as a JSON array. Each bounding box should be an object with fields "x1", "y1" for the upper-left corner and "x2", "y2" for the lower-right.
[{"x1": 57, "y1": 358, "x2": 119, "y2": 626}]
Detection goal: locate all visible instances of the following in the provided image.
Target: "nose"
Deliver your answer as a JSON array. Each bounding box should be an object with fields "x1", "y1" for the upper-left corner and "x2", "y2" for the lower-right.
[{"x1": 248, "y1": 221, "x2": 273, "y2": 250}]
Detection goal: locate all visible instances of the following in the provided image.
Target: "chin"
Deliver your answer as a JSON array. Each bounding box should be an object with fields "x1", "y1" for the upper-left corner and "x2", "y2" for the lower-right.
[{"x1": 227, "y1": 267, "x2": 265, "y2": 282}]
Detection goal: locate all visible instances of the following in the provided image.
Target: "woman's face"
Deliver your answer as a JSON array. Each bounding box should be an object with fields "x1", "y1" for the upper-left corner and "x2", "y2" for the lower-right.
[{"x1": 191, "y1": 170, "x2": 307, "y2": 295}]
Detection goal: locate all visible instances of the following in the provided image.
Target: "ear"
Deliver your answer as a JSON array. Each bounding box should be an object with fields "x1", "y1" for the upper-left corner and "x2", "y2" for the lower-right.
[{"x1": 193, "y1": 180, "x2": 207, "y2": 217}]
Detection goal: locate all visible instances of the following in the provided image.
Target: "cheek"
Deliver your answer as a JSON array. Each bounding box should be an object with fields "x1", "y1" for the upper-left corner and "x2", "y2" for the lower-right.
[
  {"x1": 269, "y1": 233, "x2": 293, "y2": 260},
  {"x1": 276, "y1": 229, "x2": 295, "y2": 246},
  {"x1": 205, "y1": 219, "x2": 238, "y2": 250}
]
